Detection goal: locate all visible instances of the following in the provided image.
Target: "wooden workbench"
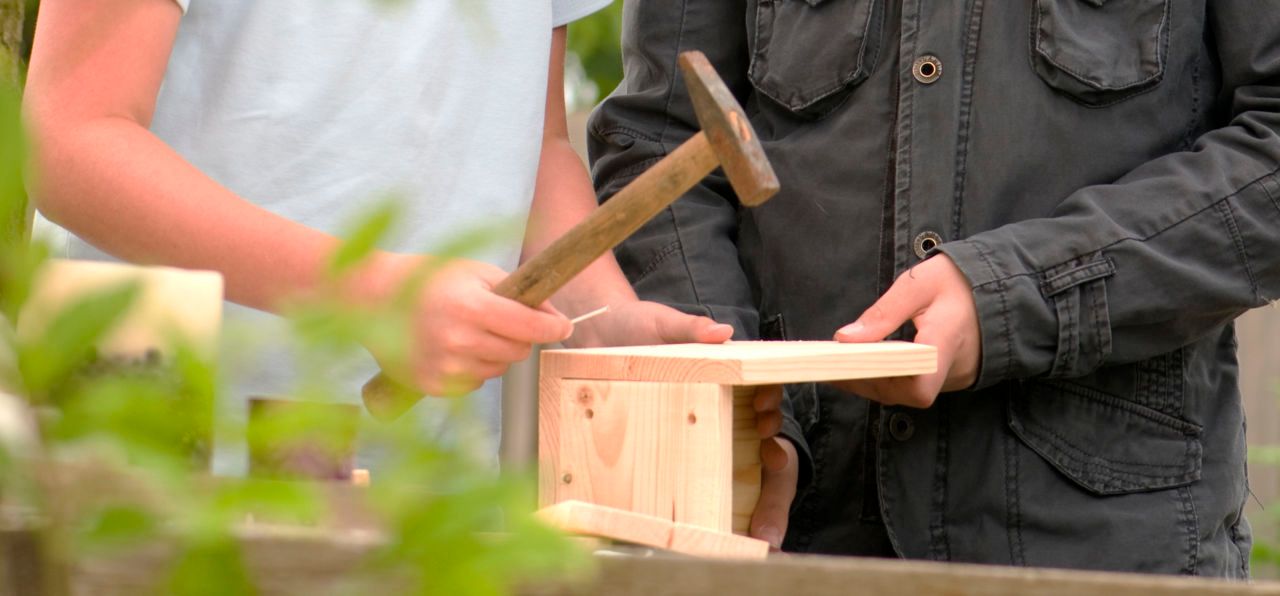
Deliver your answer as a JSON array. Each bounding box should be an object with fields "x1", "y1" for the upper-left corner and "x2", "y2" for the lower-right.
[{"x1": 4, "y1": 526, "x2": 1276, "y2": 596}]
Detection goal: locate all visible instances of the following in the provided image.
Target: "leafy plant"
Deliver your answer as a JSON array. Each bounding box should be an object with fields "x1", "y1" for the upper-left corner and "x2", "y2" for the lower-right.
[{"x1": 0, "y1": 25, "x2": 589, "y2": 596}]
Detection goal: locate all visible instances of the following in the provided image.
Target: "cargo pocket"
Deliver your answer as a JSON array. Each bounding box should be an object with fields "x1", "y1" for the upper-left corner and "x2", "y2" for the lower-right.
[
  {"x1": 1008, "y1": 379, "x2": 1202, "y2": 495},
  {"x1": 747, "y1": 0, "x2": 885, "y2": 117},
  {"x1": 1031, "y1": 0, "x2": 1170, "y2": 106}
]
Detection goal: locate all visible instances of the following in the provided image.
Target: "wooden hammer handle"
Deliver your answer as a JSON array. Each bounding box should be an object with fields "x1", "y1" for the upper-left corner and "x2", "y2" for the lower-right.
[{"x1": 362, "y1": 132, "x2": 719, "y2": 420}]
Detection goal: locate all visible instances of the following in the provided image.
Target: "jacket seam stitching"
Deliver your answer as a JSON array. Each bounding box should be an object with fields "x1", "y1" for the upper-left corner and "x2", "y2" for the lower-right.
[
  {"x1": 970, "y1": 166, "x2": 1280, "y2": 290},
  {"x1": 1047, "y1": 380, "x2": 1202, "y2": 433},
  {"x1": 950, "y1": 0, "x2": 986, "y2": 240},
  {"x1": 1216, "y1": 200, "x2": 1261, "y2": 303}
]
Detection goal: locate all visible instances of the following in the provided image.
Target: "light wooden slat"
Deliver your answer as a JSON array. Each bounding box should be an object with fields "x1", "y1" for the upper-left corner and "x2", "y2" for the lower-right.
[
  {"x1": 668, "y1": 523, "x2": 769, "y2": 560},
  {"x1": 673, "y1": 385, "x2": 733, "y2": 533},
  {"x1": 731, "y1": 387, "x2": 760, "y2": 536},
  {"x1": 541, "y1": 341, "x2": 936, "y2": 385},
  {"x1": 537, "y1": 501, "x2": 671, "y2": 551},
  {"x1": 538, "y1": 375, "x2": 564, "y2": 508}
]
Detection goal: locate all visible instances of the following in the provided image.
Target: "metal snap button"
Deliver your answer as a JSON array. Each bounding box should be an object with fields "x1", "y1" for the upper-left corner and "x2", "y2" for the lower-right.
[
  {"x1": 913, "y1": 55, "x2": 942, "y2": 85},
  {"x1": 888, "y1": 412, "x2": 915, "y2": 441},
  {"x1": 913, "y1": 231, "x2": 943, "y2": 259}
]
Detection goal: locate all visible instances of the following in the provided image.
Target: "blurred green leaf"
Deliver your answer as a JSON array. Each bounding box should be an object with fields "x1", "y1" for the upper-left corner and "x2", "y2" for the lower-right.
[
  {"x1": 79, "y1": 504, "x2": 159, "y2": 551},
  {"x1": 167, "y1": 533, "x2": 256, "y2": 596},
  {"x1": 18, "y1": 281, "x2": 140, "y2": 396},
  {"x1": 327, "y1": 200, "x2": 401, "y2": 278},
  {"x1": 568, "y1": 4, "x2": 624, "y2": 101}
]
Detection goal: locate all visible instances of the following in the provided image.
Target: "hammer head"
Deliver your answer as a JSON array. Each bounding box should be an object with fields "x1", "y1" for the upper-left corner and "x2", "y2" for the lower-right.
[{"x1": 679, "y1": 51, "x2": 779, "y2": 207}]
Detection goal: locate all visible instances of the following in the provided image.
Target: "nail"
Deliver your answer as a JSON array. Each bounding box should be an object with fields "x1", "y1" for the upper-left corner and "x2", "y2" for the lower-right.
[
  {"x1": 757, "y1": 524, "x2": 783, "y2": 549},
  {"x1": 836, "y1": 322, "x2": 864, "y2": 338}
]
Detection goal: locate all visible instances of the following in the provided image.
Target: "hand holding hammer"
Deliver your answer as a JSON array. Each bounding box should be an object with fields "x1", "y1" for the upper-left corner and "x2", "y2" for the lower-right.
[{"x1": 362, "y1": 51, "x2": 780, "y2": 421}]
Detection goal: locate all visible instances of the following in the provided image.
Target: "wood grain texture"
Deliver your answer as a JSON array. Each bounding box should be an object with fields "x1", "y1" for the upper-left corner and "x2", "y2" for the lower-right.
[
  {"x1": 668, "y1": 523, "x2": 769, "y2": 560},
  {"x1": 731, "y1": 387, "x2": 760, "y2": 536},
  {"x1": 541, "y1": 341, "x2": 937, "y2": 385},
  {"x1": 538, "y1": 375, "x2": 564, "y2": 508},
  {"x1": 537, "y1": 501, "x2": 671, "y2": 551},
  {"x1": 673, "y1": 385, "x2": 733, "y2": 533},
  {"x1": 548, "y1": 380, "x2": 683, "y2": 520}
]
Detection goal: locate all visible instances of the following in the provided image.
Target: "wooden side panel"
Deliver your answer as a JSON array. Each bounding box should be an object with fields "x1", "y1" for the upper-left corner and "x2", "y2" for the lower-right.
[
  {"x1": 538, "y1": 375, "x2": 563, "y2": 508},
  {"x1": 673, "y1": 384, "x2": 733, "y2": 533},
  {"x1": 550, "y1": 380, "x2": 682, "y2": 520},
  {"x1": 731, "y1": 387, "x2": 761, "y2": 536}
]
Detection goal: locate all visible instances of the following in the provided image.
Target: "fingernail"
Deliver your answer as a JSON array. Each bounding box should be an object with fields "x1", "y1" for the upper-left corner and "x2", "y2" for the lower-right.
[
  {"x1": 757, "y1": 525, "x2": 783, "y2": 549},
  {"x1": 836, "y1": 322, "x2": 864, "y2": 338}
]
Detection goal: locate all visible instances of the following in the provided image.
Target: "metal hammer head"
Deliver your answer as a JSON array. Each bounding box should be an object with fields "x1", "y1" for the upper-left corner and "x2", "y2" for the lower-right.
[{"x1": 679, "y1": 51, "x2": 780, "y2": 207}]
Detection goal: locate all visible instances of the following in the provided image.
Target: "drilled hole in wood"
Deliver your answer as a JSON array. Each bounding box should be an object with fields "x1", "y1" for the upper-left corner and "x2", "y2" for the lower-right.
[
  {"x1": 585, "y1": 408, "x2": 594, "y2": 420},
  {"x1": 562, "y1": 473, "x2": 573, "y2": 484}
]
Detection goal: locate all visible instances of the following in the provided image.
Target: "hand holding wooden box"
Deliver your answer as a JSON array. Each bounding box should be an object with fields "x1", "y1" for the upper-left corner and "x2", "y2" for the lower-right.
[{"x1": 538, "y1": 341, "x2": 936, "y2": 559}]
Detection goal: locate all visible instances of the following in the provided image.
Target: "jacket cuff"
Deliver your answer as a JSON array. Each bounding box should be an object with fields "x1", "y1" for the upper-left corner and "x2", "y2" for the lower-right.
[{"x1": 935, "y1": 239, "x2": 1055, "y2": 389}]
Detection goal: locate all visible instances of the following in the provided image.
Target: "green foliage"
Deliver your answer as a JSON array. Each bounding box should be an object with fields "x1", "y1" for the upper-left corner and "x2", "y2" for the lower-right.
[
  {"x1": 0, "y1": 55, "x2": 585, "y2": 596},
  {"x1": 568, "y1": 3, "x2": 624, "y2": 100}
]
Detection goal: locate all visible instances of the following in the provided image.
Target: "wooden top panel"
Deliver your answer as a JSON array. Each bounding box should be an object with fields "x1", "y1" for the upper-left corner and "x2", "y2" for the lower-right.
[{"x1": 540, "y1": 341, "x2": 936, "y2": 385}]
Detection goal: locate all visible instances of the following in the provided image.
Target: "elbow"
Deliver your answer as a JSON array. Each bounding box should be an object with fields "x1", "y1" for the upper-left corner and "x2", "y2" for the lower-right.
[{"x1": 22, "y1": 100, "x2": 91, "y2": 226}]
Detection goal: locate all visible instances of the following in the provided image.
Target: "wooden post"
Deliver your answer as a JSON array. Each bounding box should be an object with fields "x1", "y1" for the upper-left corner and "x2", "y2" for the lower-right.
[
  {"x1": 537, "y1": 341, "x2": 937, "y2": 559},
  {"x1": 0, "y1": 0, "x2": 28, "y2": 256},
  {"x1": 0, "y1": 0, "x2": 20, "y2": 86}
]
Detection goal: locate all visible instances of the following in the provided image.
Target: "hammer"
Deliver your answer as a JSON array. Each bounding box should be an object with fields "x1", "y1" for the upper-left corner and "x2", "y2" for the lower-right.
[{"x1": 361, "y1": 51, "x2": 779, "y2": 421}]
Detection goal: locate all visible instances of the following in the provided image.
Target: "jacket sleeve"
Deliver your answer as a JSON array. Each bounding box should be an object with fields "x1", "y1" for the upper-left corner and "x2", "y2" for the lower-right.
[
  {"x1": 936, "y1": 3, "x2": 1280, "y2": 388},
  {"x1": 587, "y1": 0, "x2": 814, "y2": 484}
]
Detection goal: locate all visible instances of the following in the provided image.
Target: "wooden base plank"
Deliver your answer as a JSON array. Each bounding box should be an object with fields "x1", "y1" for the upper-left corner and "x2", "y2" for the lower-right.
[
  {"x1": 668, "y1": 523, "x2": 769, "y2": 560},
  {"x1": 537, "y1": 501, "x2": 671, "y2": 551}
]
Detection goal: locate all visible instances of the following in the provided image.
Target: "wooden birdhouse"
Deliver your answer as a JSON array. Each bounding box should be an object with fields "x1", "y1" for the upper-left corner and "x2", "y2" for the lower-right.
[{"x1": 536, "y1": 341, "x2": 936, "y2": 559}]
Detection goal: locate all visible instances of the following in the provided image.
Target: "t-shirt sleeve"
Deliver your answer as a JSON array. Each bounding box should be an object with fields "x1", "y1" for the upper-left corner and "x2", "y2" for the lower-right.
[
  {"x1": 171, "y1": 0, "x2": 189, "y2": 14},
  {"x1": 552, "y1": 0, "x2": 612, "y2": 28}
]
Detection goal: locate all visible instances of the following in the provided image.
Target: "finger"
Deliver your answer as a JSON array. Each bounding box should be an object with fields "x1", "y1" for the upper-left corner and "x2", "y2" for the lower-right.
[
  {"x1": 751, "y1": 437, "x2": 798, "y2": 550},
  {"x1": 654, "y1": 311, "x2": 734, "y2": 344},
  {"x1": 462, "y1": 331, "x2": 534, "y2": 364},
  {"x1": 753, "y1": 385, "x2": 783, "y2": 413},
  {"x1": 475, "y1": 294, "x2": 573, "y2": 344},
  {"x1": 761, "y1": 434, "x2": 789, "y2": 472},
  {"x1": 757, "y1": 409, "x2": 783, "y2": 438},
  {"x1": 834, "y1": 273, "x2": 932, "y2": 343}
]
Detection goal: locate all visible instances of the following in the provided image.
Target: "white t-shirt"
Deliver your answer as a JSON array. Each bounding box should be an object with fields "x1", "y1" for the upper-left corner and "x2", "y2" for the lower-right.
[{"x1": 54, "y1": 0, "x2": 609, "y2": 474}]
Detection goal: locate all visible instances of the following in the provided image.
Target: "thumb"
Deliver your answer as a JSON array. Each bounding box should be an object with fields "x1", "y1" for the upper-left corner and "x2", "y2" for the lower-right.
[
  {"x1": 751, "y1": 437, "x2": 798, "y2": 550},
  {"x1": 835, "y1": 277, "x2": 929, "y2": 343},
  {"x1": 655, "y1": 310, "x2": 734, "y2": 344}
]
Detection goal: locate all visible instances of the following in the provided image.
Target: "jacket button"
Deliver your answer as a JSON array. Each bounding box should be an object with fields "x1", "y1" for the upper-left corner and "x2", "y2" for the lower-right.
[
  {"x1": 913, "y1": 231, "x2": 943, "y2": 259},
  {"x1": 888, "y1": 412, "x2": 915, "y2": 441},
  {"x1": 913, "y1": 55, "x2": 942, "y2": 84}
]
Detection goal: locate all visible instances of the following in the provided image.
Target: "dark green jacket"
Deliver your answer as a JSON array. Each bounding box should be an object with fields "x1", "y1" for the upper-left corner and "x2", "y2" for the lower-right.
[{"x1": 590, "y1": 0, "x2": 1276, "y2": 577}]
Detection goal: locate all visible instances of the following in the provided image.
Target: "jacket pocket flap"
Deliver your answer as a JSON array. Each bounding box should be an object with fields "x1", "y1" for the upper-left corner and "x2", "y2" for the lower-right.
[{"x1": 1008, "y1": 380, "x2": 1202, "y2": 495}]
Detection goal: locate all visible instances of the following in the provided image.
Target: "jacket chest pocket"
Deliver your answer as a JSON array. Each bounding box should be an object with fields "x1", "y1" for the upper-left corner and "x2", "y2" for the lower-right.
[
  {"x1": 1031, "y1": 0, "x2": 1171, "y2": 106},
  {"x1": 747, "y1": 0, "x2": 886, "y2": 118}
]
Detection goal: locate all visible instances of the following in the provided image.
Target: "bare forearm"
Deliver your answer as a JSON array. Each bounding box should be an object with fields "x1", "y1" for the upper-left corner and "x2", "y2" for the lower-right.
[
  {"x1": 524, "y1": 138, "x2": 637, "y2": 316},
  {"x1": 31, "y1": 118, "x2": 391, "y2": 312}
]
